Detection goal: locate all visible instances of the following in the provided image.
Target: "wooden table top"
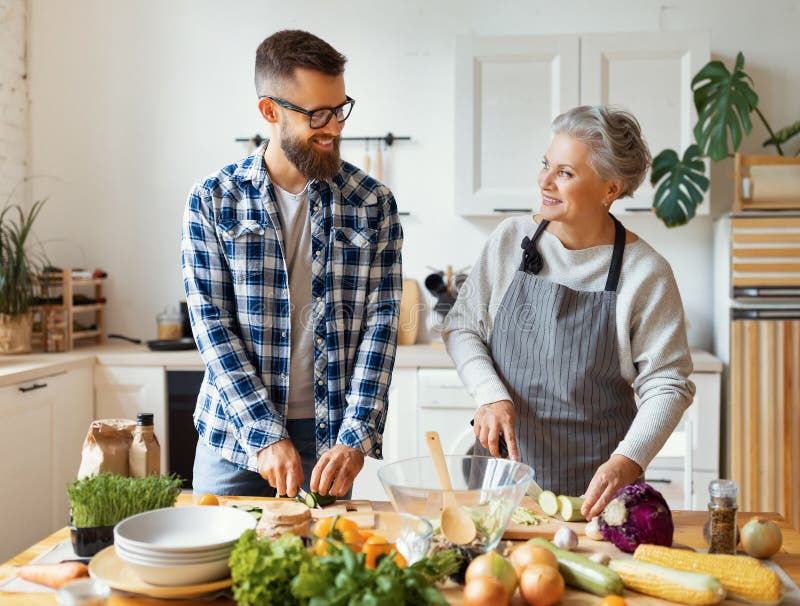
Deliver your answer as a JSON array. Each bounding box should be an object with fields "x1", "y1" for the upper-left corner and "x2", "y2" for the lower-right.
[{"x1": 1, "y1": 498, "x2": 797, "y2": 606}]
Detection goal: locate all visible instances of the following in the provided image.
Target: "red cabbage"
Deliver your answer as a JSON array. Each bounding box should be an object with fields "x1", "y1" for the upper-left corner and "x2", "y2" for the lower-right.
[{"x1": 597, "y1": 482, "x2": 674, "y2": 553}]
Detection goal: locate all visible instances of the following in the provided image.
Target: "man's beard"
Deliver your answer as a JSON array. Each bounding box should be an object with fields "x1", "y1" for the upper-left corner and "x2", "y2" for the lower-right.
[{"x1": 280, "y1": 123, "x2": 341, "y2": 181}]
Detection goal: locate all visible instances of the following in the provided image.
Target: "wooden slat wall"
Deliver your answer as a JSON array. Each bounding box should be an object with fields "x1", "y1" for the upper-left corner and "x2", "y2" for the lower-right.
[
  {"x1": 731, "y1": 218, "x2": 800, "y2": 289},
  {"x1": 730, "y1": 319, "x2": 800, "y2": 528}
]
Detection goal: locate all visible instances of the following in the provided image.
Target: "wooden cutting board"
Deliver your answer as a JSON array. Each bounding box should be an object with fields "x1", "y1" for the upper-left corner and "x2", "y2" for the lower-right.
[
  {"x1": 220, "y1": 496, "x2": 373, "y2": 520},
  {"x1": 502, "y1": 496, "x2": 589, "y2": 540}
]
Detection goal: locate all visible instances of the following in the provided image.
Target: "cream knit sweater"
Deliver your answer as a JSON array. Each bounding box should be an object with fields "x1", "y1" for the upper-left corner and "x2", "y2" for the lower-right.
[{"x1": 442, "y1": 215, "x2": 696, "y2": 471}]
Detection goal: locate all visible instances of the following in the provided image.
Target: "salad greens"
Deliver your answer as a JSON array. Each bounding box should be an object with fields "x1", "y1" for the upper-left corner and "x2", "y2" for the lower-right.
[
  {"x1": 229, "y1": 529, "x2": 461, "y2": 606},
  {"x1": 67, "y1": 473, "x2": 182, "y2": 527}
]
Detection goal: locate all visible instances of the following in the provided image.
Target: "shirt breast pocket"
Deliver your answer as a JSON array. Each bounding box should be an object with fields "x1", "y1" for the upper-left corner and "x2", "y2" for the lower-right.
[
  {"x1": 332, "y1": 226, "x2": 376, "y2": 291},
  {"x1": 217, "y1": 219, "x2": 265, "y2": 284}
]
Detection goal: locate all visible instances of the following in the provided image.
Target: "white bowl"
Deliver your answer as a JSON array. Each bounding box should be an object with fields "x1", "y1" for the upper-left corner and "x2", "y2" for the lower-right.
[
  {"x1": 114, "y1": 506, "x2": 255, "y2": 553},
  {"x1": 116, "y1": 547, "x2": 230, "y2": 586},
  {"x1": 114, "y1": 542, "x2": 231, "y2": 565}
]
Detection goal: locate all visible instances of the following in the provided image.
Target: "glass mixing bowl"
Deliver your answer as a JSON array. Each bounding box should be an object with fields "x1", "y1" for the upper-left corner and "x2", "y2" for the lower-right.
[{"x1": 378, "y1": 455, "x2": 534, "y2": 552}]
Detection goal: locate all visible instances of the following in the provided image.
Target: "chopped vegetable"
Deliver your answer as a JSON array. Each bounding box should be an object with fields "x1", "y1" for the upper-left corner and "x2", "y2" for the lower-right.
[
  {"x1": 511, "y1": 506, "x2": 549, "y2": 526},
  {"x1": 196, "y1": 493, "x2": 219, "y2": 506},
  {"x1": 538, "y1": 491, "x2": 559, "y2": 516},
  {"x1": 528, "y1": 538, "x2": 624, "y2": 597},
  {"x1": 16, "y1": 562, "x2": 88, "y2": 589},
  {"x1": 558, "y1": 495, "x2": 586, "y2": 522},
  {"x1": 633, "y1": 543, "x2": 784, "y2": 605},
  {"x1": 609, "y1": 558, "x2": 726, "y2": 605},
  {"x1": 296, "y1": 491, "x2": 336, "y2": 509},
  {"x1": 67, "y1": 473, "x2": 183, "y2": 527},
  {"x1": 553, "y1": 526, "x2": 579, "y2": 550},
  {"x1": 597, "y1": 482, "x2": 673, "y2": 553}
]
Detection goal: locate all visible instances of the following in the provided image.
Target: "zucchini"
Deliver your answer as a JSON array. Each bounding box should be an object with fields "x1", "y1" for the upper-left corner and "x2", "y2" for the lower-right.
[
  {"x1": 558, "y1": 495, "x2": 586, "y2": 522},
  {"x1": 538, "y1": 490, "x2": 559, "y2": 516},
  {"x1": 528, "y1": 538, "x2": 623, "y2": 596}
]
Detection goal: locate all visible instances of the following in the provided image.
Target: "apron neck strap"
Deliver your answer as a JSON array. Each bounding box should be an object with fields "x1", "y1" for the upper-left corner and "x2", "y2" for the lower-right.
[
  {"x1": 604, "y1": 214, "x2": 626, "y2": 292},
  {"x1": 519, "y1": 219, "x2": 551, "y2": 273}
]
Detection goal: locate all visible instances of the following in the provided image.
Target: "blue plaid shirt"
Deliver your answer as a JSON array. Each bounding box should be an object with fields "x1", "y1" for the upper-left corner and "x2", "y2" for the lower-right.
[{"x1": 181, "y1": 142, "x2": 403, "y2": 472}]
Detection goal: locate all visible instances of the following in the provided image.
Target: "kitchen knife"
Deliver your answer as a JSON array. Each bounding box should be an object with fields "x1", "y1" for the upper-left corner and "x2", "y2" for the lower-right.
[
  {"x1": 296, "y1": 487, "x2": 322, "y2": 509},
  {"x1": 469, "y1": 419, "x2": 545, "y2": 499}
]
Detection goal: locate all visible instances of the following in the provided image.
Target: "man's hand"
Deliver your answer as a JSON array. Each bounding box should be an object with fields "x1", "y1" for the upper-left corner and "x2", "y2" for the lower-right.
[
  {"x1": 473, "y1": 400, "x2": 519, "y2": 460},
  {"x1": 581, "y1": 454, "x2": 642, "y2": 520},
  {"x1": 256, "y1": 439, "x2": 303, "y2": 498},
  {"x1": 310, "y1": 445, "x2": 365, "y2": 498}
]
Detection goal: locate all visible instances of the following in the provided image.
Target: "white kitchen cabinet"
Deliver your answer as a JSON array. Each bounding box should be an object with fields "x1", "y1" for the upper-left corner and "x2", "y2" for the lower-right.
[
  {"x1": 0, "y1": 365, "x2": 93, "y2": 562},
  {"x1": 455, "y1": 35, "x2": 579, "y2": 215},
  {"x1": 455, "y1": 32, "x2": 709, "y2": 217},
  {"x1": 94, "y1": 365, "x2": 168, "y2": 472},
  {"x1": 352, "y1": 369, "x2": 417, "y2": 501}
]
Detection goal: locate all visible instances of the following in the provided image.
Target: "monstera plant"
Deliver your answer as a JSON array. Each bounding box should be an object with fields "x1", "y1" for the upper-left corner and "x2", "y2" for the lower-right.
[{"x1": 651, "y1": 52, "x2": 800, "y2": 227}]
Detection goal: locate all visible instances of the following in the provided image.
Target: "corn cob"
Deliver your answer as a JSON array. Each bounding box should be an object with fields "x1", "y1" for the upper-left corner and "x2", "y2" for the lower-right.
[
  {"x1": 609, "y1": 559, "x2": 726, "y2": 605},
  {"x1": 633, "y1": 544, "x2": 784, "y2": 604}
]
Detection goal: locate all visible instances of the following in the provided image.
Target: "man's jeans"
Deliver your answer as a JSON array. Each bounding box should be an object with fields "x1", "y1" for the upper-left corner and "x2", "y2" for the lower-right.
[{"x1": 192, "y1": 418, "x2": 318, "y2": 497}]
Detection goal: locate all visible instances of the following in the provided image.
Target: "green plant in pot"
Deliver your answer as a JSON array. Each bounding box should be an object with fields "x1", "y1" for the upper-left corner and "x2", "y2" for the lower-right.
[
  {"x1": 0, "y1": 198, "x2": 47, "y2": 353},
  {"x1": 651, "y1": 52, "x2": 800, "y2": 227},
  {"x1": 67, "y1": 473, "x2": 183, "y2": 556}
]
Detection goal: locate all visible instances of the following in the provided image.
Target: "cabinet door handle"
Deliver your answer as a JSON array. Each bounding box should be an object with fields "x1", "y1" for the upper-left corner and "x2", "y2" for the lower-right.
[
  {"x1": 646, "y1": 478, "x2": 673, "y2": 484},
  {"x1": 19, "y1": 382, "x2": 48, "y2": 393}
]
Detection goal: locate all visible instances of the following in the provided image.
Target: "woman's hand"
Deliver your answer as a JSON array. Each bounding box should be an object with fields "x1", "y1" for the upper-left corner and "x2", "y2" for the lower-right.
[
  {"x1": 473, "y1": 400, "x2": 519, "y2": 461},
  {"x1": 581, "y1": 454, "x2": 642, "y2": 520}
]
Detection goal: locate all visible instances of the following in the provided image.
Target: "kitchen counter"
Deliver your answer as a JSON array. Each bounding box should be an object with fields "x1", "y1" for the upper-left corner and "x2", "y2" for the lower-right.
[
  {"x1": 1, "y1": 498, "x2": 797, "y2": 605},
  {"x1": 0, "y1": 342, "x2": 722, "y2": 386}
]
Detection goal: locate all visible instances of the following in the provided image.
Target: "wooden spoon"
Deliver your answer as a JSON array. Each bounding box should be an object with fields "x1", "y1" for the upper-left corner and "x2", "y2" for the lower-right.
[{"x1": 425, "y1": 431, "x2": 477, "y2": 545}]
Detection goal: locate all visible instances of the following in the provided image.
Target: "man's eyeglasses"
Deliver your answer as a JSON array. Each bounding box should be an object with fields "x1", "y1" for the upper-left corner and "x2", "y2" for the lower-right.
[{"x1": 264, "y1": 95, "x2": 355, "y2": 129}]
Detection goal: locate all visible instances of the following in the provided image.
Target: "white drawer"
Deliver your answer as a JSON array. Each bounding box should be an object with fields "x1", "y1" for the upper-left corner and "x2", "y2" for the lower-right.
[{"x1": 417, "y1": 369, "x2": 473, "y2": 408}]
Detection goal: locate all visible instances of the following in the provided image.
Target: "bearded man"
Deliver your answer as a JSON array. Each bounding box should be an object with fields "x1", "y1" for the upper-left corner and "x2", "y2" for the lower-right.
[{"x1": 182, "y1": 30, "x2": 403, "y2": 498}]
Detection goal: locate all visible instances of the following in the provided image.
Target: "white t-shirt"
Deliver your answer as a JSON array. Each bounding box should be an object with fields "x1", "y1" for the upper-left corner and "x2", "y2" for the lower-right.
[{"x1": 272, "y1": 181, "x2": 315, "y2": 419}]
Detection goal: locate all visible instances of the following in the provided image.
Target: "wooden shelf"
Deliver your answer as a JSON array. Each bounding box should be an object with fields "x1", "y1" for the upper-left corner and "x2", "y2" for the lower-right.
[{"x1": 33, "y1": 269, "x2": 106, "y2": 351}]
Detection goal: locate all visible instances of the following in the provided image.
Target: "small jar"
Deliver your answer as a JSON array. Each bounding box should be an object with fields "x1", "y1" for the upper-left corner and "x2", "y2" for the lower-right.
[
  {"x1": 708, "y1": 479, "x2": 738, "y2": 554},
  {"x1": 156, "y1": 306, "x2": 182, "y2": 340}
]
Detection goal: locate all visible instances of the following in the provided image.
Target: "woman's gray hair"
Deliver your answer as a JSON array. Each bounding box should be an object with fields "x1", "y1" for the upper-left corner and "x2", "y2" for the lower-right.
[{"x1": 551, "y1": 105, "x2": 651, "y2": 199}]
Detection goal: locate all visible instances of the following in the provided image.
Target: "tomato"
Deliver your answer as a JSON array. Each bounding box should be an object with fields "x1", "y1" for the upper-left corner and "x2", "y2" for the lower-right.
[
  {"x1": 597, "y1": 596, "x2": 627, "y2": 606},
  {"x1": 196, "y1": 493, "x2": 219, "y2": 506}
]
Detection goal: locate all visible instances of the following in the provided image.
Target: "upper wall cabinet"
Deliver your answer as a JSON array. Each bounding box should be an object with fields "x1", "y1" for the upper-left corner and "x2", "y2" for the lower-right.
[{"x1": 455, "y1": 32, "x2": 710, "y2": 217}]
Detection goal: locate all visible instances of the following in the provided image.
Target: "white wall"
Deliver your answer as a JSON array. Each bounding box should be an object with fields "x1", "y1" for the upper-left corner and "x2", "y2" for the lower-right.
[
  {"x1": 26, "y1": 0, "x2": 800, "y2": 349},
  {"x1": 0, "y1": 0, "x2": 27, "y2": 202}
]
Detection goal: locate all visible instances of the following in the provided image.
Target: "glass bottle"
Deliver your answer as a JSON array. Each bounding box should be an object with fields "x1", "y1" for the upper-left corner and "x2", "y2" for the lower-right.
[{"x1": 708, "y1": 479, "x2": 738, "y2": 554}]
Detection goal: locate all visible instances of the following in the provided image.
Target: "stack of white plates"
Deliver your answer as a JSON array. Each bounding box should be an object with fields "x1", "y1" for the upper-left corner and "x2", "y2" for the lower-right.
[{"x1": 113, "y1": 506, "x2": 256, "y2": 586}]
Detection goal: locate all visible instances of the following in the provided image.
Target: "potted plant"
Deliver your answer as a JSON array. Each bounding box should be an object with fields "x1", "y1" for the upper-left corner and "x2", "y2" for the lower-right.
[
  {"x1": 651, "y1": 52, "x2": 800, "y2": 227},
  {"x1": 0, "y1": 199, "x2": 47, "y2": 353}
]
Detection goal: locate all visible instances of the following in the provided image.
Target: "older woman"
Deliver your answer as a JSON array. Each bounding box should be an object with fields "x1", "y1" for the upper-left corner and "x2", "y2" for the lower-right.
[{"x1": 443, "y1": 105, "x2": 695, "y2": 519}]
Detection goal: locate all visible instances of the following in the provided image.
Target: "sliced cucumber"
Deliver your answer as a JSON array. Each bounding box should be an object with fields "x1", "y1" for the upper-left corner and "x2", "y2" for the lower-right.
[
  {"x1": 538, "y1": 490, "x2": 559, "y2": 516},
  {"x1": 529, "y1": 538, "x2": 623, "y2": 596},
  {"x1": 558, "y1": 495, "x2": 586, "y2": 522}
]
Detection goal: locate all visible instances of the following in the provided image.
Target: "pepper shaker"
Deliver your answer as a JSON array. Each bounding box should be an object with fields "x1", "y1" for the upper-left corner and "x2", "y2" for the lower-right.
[{"x1": 708, "y1": 479, "x2": 738, "y2": 554}]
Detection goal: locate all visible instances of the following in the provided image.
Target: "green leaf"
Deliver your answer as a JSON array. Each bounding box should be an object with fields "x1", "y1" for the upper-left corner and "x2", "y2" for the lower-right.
[
  {"x1": 692, "y1": 51, "x2": 759, "y2": 160},
  {"x1": 763, "y1": 119, "x2": 800, "y2": 147},
  {"x1": 650, "y1": 145, "x2": 710, "y2": 227}
]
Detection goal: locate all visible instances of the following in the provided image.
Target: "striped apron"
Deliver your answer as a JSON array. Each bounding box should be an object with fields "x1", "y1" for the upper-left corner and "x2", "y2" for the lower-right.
[{"x1": 478, "y1": 216, "x2": 637, "y2": 496}]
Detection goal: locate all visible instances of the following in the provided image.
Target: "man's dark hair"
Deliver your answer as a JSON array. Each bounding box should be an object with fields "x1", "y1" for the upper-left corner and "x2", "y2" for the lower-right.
[{"x1": 255, "y1": 30, "x2": 347, "y2": 97}]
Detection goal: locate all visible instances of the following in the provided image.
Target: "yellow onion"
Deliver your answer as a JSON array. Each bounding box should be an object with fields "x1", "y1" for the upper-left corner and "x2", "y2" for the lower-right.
[
  {"x1": 465, "y1": 550, "x2": 518, "y2": 596},
  {"x1": 741, "y1": 517, "x2": 783, "y2": 558}
]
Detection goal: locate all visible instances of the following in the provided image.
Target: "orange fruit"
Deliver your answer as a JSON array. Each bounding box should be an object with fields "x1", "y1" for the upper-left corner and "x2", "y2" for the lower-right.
[
  {"x1": 196, "y1": 493, "x2": 219, "y2": 506},
  {"x1": 598, "y1": 596, "x2": 628, "y2": 606}
]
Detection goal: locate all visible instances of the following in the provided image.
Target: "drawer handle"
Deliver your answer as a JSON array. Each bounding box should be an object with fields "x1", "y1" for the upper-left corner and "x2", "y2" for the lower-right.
[
  {"x1": 646, "y1": 478, "x2": 673, "y2": 484},
  {"x1": 19, "y1": 382, "x2": 48, "y2": 393}
]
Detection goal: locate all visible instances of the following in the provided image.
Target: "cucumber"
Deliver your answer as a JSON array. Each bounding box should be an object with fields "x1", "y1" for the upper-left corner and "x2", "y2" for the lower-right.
[
  {"x1": 538, "y1": 490, "x2": 559, "y2": 516},
  {"x1": 558, "y1": 495, "x2": 586, "y2": 522},
  {"x1": 528, "y1": 538, "x2": 624, "y2": 596}
]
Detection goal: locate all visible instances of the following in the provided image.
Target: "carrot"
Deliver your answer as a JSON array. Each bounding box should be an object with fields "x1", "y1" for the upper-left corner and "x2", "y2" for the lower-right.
[{"x1": 16, "y1": 562, "x2": 89, "y2": 588}]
